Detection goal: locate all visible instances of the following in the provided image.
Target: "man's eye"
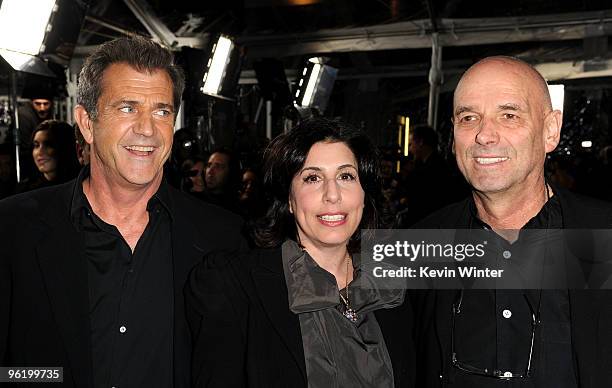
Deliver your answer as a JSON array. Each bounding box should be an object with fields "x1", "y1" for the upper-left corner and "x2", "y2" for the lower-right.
[
  {"x1": 459, "y1": 115, "x2": 476, "y2": 122},
  {"x1": 503, "y1": 113, "x2": 518, "y2": 120},
  {"x1": 119, "y1": 106, "x2": 134, "y2": 113},
  {"x1": 154, "y1": 109, "x2": 172, "y2": 117}
]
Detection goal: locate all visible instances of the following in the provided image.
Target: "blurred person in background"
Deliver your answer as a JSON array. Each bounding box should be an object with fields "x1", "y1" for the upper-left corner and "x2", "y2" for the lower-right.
[
  {"x1": 201, "y1": 147, "x2": 241, "y2": 213},
  {"x1": 166, "y1": 127, "x2": 198, "y2": 189},
  {"x1": 17, "y1": 119, "x2": 80, "y2": 192},
  {"x1": 180, "y1": 156, "x2": 206, "y2": 194},
  {"x1": 17, "y1": 91, "x2": 56, "y2": 180},
  {"x1": 238, "y1": 167, "x2": 266, "y2": 219}
]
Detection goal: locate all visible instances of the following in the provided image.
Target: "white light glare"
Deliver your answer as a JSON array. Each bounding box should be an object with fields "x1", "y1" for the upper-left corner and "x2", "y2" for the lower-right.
[
  {"x1": 581, "y1": 140, "x2": 592, "y2": 148},
  {"x1": 202, "y1": 36, "x2": 234, "y2": 95},
  {"x1": 301, "y1": 63, "x2": 322, "y2": 107},
  {"x1": 548, "y1": 84, "x2": 565, "y2": 112},
  {"x1": 0, "y1": 0, "x2": 56, "y2": 55},
  {"x1": 403, "y1": 116, "x2": 410, "y2": 157}
]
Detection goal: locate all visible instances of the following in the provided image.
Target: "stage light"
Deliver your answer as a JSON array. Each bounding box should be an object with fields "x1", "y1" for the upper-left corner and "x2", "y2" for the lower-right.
[
  {"x1": 201, "y1": 35, "x2": 235, "y2": 97},
  {"x1": 302, "y1": 63, "x2": 321, "y2": 107},
  {"x1": 403, "y1": 116, "x2": 410, "y2": 157},
  {"x1": 0, "y1": 0, "x2": 57, "y2": 56},
  {"x1": 581, "y1": 140, "x2": 592, "y2": 148},
  {"x1": 548, "y1": 84, "x2": 565, "y2": 112},
  {"x1": 294, "y1": 57, "x2": 337, "y2": 113}
]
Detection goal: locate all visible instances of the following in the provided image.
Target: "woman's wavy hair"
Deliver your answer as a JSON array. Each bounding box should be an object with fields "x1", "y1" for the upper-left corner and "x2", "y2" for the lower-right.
[{"x1": 251, "y1": 118, "x2": 382, "y2": 253}]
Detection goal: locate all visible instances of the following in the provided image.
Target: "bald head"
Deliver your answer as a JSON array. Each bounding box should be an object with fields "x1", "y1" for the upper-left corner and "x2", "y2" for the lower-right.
[
  {"x1": 455, "y1": 56, "x2": 552, "y2": 115},
  {"x1": 451, "y1": 55, "x2": 563, "y2": 201}
]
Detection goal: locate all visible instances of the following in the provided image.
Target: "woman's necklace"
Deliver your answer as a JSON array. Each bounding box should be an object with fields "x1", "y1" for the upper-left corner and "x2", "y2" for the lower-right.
[{"x1": 339, "y1": 253, "x2": 358, "y2": 322}]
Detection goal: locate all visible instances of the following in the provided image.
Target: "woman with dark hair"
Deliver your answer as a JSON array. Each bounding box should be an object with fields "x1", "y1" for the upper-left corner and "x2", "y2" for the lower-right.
[
  {"x1": 19, "y1": 119, "x2": 80, "y2": 192},
  {"x1": 186, "y1": 118, "x2": 415, "y2": 387}
]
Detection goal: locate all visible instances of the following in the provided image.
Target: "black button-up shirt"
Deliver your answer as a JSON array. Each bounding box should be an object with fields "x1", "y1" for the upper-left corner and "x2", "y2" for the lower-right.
[
  {"x1": 70, "y1": 168, "x2": 174, "y2": 388},
  {"x1": 451, "y1": 195, "x2": 578, "y2": 387}
]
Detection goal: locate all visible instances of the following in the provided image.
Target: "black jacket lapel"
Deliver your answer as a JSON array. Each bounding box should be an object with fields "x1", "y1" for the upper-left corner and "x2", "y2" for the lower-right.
[
  {"x1": 251, "y1": 251, "x2": 307, "y2": 384},
  {"x1": 169, "y1": 194, "x2": 209, "y2": 388},
  {"x1": 36, "y1": 190, "x2": 92, "y2": 388}
]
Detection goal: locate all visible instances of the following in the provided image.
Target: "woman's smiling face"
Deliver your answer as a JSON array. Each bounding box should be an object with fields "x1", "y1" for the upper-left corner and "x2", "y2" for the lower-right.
[{"x1": 289, "y1": 141, "x2": 365, "y2": 251}]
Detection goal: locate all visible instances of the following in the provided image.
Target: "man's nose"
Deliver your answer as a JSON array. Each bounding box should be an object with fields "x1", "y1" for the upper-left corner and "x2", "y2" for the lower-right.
[
  {"x1": 133, "y1": 112, "x2": 155, "y2": 137},
  {"x1": 475, "y1": 117, "x2": 500, "y2": 146}
]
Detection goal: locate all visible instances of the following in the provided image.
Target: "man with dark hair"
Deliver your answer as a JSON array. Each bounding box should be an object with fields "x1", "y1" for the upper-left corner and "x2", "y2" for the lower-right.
[
  {"x1": 0, "y1": 36, "x2": 244, "y2": 388},
  {"x1": 409, "y1": 125, "x2": 438, "y2": 162},
  {"x1": 414, "y1": 56, "x2": 612, "y2": 387},
  {"x1": 31, "y1": 98, "x2": 53, "y2": 120},
  {"x1": 201, "y1": 147, "x2": 241, "y2": 213}
]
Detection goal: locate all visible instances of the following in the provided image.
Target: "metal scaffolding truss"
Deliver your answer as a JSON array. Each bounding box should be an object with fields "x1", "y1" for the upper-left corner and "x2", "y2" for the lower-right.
[{"x1": 238, "y1": 10, "x2": 612, "y2": 58}]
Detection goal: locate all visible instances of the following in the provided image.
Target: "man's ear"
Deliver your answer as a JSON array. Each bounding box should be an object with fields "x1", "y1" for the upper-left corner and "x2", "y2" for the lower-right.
[
  {"x1": 74, "y1": 105, "x2": 94, "y2": 145},
  {"x1": 544, "y1": 109, "x2": 562, "y2": 153}
]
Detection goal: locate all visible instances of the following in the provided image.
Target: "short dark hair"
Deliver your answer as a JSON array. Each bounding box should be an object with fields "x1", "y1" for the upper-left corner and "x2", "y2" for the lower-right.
[
  {"x1": 77, "y1": 36, "x2": 185, "y2": 119},
  {"x1": 251, "y1": 118, "x2": 382, "y2": 253},
  {"x1": 411, "y1": 125, "x2": 438, "y2": 149},
  {"x1": 208, "y1": 147, "x2": 241, "y2": 192}
]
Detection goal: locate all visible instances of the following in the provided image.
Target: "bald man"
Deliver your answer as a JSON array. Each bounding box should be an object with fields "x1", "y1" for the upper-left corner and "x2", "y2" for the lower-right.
[{"x1": 413, "y1": 57, "x2": 612, "y2": 387}]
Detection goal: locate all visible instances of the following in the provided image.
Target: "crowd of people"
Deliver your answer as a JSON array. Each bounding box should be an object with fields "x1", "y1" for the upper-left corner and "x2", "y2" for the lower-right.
[
  {"x1": 2, "y1": 35, "x2": 612, "y2": 388},
  {"x1": 1, "y1": 97, "x2": 611, "y2": 229}
]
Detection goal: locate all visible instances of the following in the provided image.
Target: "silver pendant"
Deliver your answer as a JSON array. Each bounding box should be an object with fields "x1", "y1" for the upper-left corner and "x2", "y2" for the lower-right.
[{"x1": 343, "y1": 307, "x2": 358, "y2": 322}]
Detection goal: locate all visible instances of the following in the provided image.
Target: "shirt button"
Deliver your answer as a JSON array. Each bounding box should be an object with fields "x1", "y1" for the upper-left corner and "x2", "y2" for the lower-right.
[
  {"x1": 119, "y1": 326, "x2": 127, "y2": 333},
  {"x1": 502, "y1": 250, "x2": 512, "y2": 259},
  {"x1": 502, "y1": 309, "x2": 512, "y2": 319}
]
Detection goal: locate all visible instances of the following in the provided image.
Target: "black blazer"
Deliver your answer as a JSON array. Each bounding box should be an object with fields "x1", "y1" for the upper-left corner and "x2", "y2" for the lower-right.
[
  {"x1": 410, "y1": 187, "x2": 612, "y2": 388},
  {"x1": 0, "y1": 179, "x2": 245, "y2": 388},
  {"x1": 186, "y1": 248, "x2": 416, "y2": 388}
]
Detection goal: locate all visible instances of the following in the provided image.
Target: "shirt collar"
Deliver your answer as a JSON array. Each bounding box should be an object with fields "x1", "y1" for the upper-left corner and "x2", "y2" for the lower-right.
[
  {"x1": 468, "y1": 193, "x2": 562, "y2": 230},
  {"x1": 69, "y1": 165, "x2": 173, "y2": 224}
]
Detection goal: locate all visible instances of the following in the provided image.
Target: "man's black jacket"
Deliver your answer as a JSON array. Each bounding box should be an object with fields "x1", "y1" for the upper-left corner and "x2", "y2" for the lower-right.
[
  {"x1": 0, "y1": 178, "x2": 245, "y2": 387},
  {"x1": 411, "y1": 187, "x2": 612, "y2": 388}
]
